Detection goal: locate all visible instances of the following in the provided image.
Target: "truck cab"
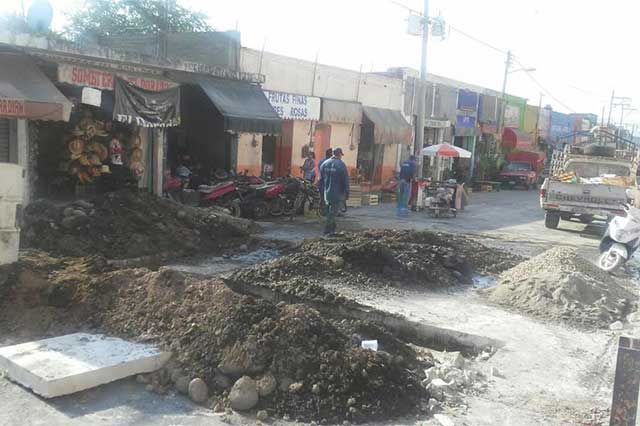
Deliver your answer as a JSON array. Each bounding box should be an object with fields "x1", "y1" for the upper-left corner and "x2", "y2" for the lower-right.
[{"x1": 500, "y1": 151, "x2": 545, "y2": 189}]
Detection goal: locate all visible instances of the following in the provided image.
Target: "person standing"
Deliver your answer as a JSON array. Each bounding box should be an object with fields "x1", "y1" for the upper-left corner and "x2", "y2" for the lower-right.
[
  {"x1": 319, "y1": 148, "x2": 349, "y2": 235},
  {"x1": 318, "y1": 148, "x2": 333, "y2": 170},
  {"x1": 397, "y1": 155, "x2": 417, "y2": 216},
  {"x1": 301, "y1": 151, "x2": 316, "y2": 182}
]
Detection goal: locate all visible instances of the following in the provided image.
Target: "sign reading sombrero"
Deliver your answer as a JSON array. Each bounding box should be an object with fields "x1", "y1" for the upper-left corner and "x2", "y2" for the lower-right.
[
  {"x1": 113, "y1": 78, "x2": 181, "y2": 128},
  {"x1": 59, "y1": 64, "x2": 177, "y2": 92}
]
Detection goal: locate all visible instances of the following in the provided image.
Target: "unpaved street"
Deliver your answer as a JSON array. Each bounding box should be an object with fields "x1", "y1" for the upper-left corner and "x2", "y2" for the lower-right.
[{"x1": 0, "y1": 190, "x2": 632, "y2": 426}]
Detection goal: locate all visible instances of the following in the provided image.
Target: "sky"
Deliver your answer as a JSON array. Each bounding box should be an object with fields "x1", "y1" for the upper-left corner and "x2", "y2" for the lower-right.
[{"x1": 4, "y1": 0, "x2": 640, "y2": 126}]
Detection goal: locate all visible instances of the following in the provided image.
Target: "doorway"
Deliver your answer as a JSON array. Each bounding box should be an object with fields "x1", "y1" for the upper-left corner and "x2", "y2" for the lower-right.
[{"x1": 262, "y1": 134, "x2": 277, "y2": 179}]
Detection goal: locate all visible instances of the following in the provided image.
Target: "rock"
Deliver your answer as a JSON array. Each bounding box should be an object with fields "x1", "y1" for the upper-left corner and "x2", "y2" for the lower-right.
[
  {"x1": 477, "y1": 351, "x2": 491, "y2": 361},
  {"x1": 188, "y1": 378, "x2": 209, "y2": 403},
  {"x1": 312, "y1": 383, "x2": 321, "y2": 394},
  {"x1": 239, "y1": 244, "x2": 248, "y2": 251},
  {"x1": 175, "y1": 376, "x2": 190, "y2": 394},
  {"x1": 440, "y1": 351, "x2": 465, "y2": 369},
  {"x1": 214, "y1": 371, "x2": 231, "y2": 389},
  {"x1": 610, "y1": 321, "x2": 624, "y2": 330},
  {"x1": 229, "y1": 376, "x2": 259, "y2": 411},
  {"x1": 170, "y1": 368, "x2": 184, "y2": 383},
  {"x1": 145, "y1": 384, "x2": 154, "y2": 392},
  {"x1": 72, "y1": 209, "x2": 87, "y2": 217},
  {"x1": 427, "y1": 398, "x2": 441, "y2": 414},
  {"x1": 627, "y1": 312, "x2": 640, "y2": 323},
  {"x1": 434, "y1": 414, "x2": 456, "y2": 426},
  {"x1": 424, "y1": 366, "x2": 439, "y2": 383},
  {"x1": 177, "y1": 210, "x2": 187, "y2": 219},
  {"x1": 256, "y1": 373, "x2": 277, "y2": 397},
  {"x1": 136, "y1": 374, "x2": 150, "y2": 384},
  {"x1": 256, "y1": 410, "x2": 269, "y2": 422},
  {"x1": 347, "y1": 397, "x2": 356, "y2": 406},
  {"x1": 489, "y1": 366, "x2": 503, "y2": 378},
  {"x1": 427, "y1": 378, "x2": 452, "y2": 401},
  {"x1": 288, "y1": 382, "x2": 304, "y2": 393},
  {"x1": 213, "y1": 402, "x2": 225, "y2": 413},
  {"x1": 218, "y1": 341, "x2": 264, "y2": 375},
  {"x1": 74, "y1": 200, "x2": 94, "y2": 210},
  {"x1": 326, "y1": 255, "x2": 345, "y2": 268}
]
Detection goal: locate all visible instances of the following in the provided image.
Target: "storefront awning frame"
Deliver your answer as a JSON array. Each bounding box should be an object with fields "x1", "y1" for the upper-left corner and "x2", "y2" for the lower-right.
[{"x1": 362, "y1": 106, "x2": 412, "y2": 145}]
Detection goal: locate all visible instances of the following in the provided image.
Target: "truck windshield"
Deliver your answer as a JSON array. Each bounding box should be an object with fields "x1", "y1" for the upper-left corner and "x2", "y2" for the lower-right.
[
  {"x1": 566, "y1": 162, "x2": 630, "y2": 177},
  {"x1": 505, "y1": 162, "x2": 531, "y2": 172}
]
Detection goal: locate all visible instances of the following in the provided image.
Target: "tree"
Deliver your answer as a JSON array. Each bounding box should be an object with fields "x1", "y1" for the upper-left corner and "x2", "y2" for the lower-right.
[
  {"x1": 0, "y1": 11, "x2": 64, "y2": 40},
  {"x1": 64, "y1": 0, "x2": 213, "y2": 41}
]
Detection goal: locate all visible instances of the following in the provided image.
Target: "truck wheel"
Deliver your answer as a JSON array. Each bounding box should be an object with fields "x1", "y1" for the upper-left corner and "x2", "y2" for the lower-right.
[{"x1": 545, "y1": 212, "x2": 560, "y2": 229}]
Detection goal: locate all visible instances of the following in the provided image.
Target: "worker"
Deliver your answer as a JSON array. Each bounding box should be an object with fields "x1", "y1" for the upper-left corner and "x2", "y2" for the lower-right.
[
  {"x1": 397, "y1": 155, "x2": 417, "y2": 216},
  {"x1": 319, "y1": 147, "x2": 349, "y2": 235},
  {"x1": 317, "y1": 148, "x2": 333, "y2": 215}
]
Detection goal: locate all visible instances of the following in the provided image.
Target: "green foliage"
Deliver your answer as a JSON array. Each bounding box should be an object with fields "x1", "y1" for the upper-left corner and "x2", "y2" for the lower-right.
[{"x1": 65, "y1": 0, "x2": 213, "y2": 40}]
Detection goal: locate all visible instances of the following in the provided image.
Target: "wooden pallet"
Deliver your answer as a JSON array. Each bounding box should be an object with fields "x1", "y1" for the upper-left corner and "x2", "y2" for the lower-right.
[
  {"x1": 381, "y1": 192, "x2": 397, "y2": 203},
  {"x1": 347, "y1": 183, "x2": 363, "y2": 207},
  {"x1": 361, "y1": 194, "x2": 379, "y2": 206}
]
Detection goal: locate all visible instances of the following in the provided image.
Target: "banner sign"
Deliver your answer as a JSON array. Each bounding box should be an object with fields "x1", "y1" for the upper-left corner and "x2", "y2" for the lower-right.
[
  {"x1": 114, "y1": 78, "x2": 180, "y2": 128},
  {"x1": 425, "y1": 118, "x2": 450, "y2": 128},
  {"x1": 263, "y1": 90, "x2": 320, "y2": 121},
  {"x1": 59, "y1": 64, "x2": 176, "y2": 92},
  {"x1": 504, "y1": 104, "x2": 521, "y2": 128},
  {"x1": 0, "y1": 99, "x2": 26, "y2": 117},
  {"x1": 457, "y1": 89, "x2": 478, "y2": 112}
]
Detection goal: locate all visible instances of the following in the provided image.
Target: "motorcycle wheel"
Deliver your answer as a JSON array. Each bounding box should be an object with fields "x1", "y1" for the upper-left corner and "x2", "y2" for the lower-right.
[
  {"x1": 598, "y1": 250, "x2": 625, "y2": 272},
  {"x1": 269, "y1": 198, "x2": 284, "y2": 217},
  {"x1": 252, "y1": 202, "x2": 268, "y2": 219}
]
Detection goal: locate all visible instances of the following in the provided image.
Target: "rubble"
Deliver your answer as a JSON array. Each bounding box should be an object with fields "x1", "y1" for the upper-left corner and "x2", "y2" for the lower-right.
[
  {"x1": 485, "y1": 247, "x2": 636, "y2": 328},
  {"x1": 227, "y1": 230, "x2": 520, "y2": 302},
  {"x1": 21, "y1": 190, "x2": 256, "y2": 259}
]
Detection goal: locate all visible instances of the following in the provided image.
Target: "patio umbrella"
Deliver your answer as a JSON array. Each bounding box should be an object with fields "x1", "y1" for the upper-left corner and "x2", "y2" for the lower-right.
[{"x1": 421, "y1": 143, "x2": 472, "y2": 158}]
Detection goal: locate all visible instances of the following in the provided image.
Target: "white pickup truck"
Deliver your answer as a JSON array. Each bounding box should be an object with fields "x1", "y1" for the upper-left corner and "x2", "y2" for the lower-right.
[{"x1": 539, "y1": 151, "x2": 637, "y2": 229}]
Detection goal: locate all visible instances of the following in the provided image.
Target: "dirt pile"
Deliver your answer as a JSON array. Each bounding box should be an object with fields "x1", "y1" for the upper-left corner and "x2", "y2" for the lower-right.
[
  {"x1": 227, "y1": 230, "x2": 520, "y2": 301},
  {"x1": 64, "y1": 267, "x2": 428, "y2": 423},
  {"x1": 485, "y1": 247, "x2": 636, "y2": 328},
  {"x1": 21, "y1": 190, "x2": 256, "y2": 259}
]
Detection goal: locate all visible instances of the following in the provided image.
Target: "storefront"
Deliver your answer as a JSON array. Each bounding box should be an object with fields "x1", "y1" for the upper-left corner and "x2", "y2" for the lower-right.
[
  {"x1": 262, "y1": 89, "x2": 321, "y2": 179},
  {"x1": 168, "y1": 73, "x2": 281, "y2": 178},
  {"x1": 452, "y1": 90, "x2": 480, "y2": 182},
  {"x1": 357, "y1": 106, "x2": 412, "y2": 184},
  {"x1": 319, "y1": 99, "x2": 363, "y2": 177},
  {"x1": 31, "y1": 60, "x2": 178, "y2": 199}
]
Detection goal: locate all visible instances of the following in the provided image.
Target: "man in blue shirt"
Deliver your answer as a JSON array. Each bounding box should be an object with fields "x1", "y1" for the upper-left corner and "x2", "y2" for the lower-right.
[
  {"x1": 319, "y1": 147, "x2": 349, "y2": 235},
  {"x1": 397, "y1": 155, "x2": 417, "y2": 216}
]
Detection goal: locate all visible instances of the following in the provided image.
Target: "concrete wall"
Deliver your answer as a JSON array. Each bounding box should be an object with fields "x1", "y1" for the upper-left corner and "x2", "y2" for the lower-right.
[
  {"x1": 290, "y1": 120, "x2": 313, "y2": 177},
  {"x1": 329, "y1": 123, "x2": 359, "y2": 174},
  {"x1": 241, "y1": 48, "x2": 404, "y2": 110}
]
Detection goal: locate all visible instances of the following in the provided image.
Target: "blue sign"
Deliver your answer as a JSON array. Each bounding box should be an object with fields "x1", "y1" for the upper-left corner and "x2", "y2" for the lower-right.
[
  {"x1": 456, "y1": 114, "x2": 476, "y2": 128},
  {"x1": 457, "y1": 89, "x2": 478, "y2": 112}
]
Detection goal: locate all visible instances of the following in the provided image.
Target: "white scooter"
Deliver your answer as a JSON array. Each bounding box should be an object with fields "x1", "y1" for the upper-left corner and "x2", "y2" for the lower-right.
[{"x1": 598, "y1": 204, "x2": 640, "y2": 272}]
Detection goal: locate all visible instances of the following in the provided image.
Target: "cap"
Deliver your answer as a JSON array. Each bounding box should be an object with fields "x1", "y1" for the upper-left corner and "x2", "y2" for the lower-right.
[{"x1": 333, "y1": 147, "x2": 344, "y2": 156}]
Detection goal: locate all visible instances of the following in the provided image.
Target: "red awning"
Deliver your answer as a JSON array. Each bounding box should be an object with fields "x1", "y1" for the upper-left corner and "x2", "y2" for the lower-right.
[
  {"x1": 502, "y1": 127, "x2": 532, "y2": 150},
  {"x1": 0, "y1": 51, "x2": 71, "y2": 122}
]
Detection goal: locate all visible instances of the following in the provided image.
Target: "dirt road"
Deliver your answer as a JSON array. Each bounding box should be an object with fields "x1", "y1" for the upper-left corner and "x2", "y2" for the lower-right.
[{"x1": 0, "y1": 190, "x2": 629, "y2": 426}]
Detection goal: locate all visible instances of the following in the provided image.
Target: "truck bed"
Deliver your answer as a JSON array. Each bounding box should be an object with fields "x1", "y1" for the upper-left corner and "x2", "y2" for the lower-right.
[{"x1": 541, "y1": 181, "x2": 627, "y2": 217}]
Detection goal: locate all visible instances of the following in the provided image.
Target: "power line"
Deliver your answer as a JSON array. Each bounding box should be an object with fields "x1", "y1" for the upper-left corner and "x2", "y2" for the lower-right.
[
  {"x1": 447, "y1": 24, "x2": 508, "y2": 55},
  {"x1": 512, "y1": 57, "x2": 576, "y2": 112}
]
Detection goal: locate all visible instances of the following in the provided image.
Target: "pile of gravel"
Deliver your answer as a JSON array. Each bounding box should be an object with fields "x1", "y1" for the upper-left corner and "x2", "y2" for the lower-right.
[{"x1": 485, "y1": 247, "x2": 636, "y2": 328}]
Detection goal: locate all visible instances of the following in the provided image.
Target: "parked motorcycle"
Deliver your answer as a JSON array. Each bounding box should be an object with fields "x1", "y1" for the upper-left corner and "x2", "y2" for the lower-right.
[
  {"x1": 198, "y1": 180, "x2": 243, "y2": 217},
  {"x1": 598, "y1": 203, "x2": 640, "y2": 272},
  {"x1": 238, "y1": 180, "x2": 287, "y2": 219}
]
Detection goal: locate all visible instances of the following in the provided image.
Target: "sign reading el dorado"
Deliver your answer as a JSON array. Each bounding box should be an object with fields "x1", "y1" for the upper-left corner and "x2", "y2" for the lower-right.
[{"x1": 58, "y1": 64, "x2": 176, "y2": 92}]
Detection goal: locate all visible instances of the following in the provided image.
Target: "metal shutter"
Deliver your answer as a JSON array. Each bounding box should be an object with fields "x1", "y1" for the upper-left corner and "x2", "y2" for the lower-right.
[{"x1": 0, "y1": 119, "x2": 9, "y2": 163}]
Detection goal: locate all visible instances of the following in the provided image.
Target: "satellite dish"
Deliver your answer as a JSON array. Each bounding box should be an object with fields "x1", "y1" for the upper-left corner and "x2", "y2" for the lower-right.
[{"x1": 26, "y1": 0, "x2": 53, "y2": 33}]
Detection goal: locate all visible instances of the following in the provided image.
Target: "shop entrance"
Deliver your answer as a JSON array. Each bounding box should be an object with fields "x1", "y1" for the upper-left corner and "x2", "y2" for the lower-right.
[
  {"x1": 356, "y1": 119, "x2": 384, "y2": 183},
  {"x1": 262, "y1": 134, "x2": 277, "y2": 179}
]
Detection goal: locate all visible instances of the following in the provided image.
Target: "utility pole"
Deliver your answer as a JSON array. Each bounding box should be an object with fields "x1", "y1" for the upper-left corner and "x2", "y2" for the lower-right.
[
  {"x1": 414, "y1": 0, "x2": 429, "y2": 179},
  {"x1": 607, "y1": 90, "x2": 615, "y2": 127},
  {"x1": 497, "y1": 50, "x2": 512, "y2": 141},
  {"x1": 534, "y1": 93, "x2": 543, "y2": 145}
]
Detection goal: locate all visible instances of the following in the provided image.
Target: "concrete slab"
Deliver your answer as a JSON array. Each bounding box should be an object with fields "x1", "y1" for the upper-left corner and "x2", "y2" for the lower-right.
[{"x1": 0, "y1": 333, "x2": 171, "y2": 398}]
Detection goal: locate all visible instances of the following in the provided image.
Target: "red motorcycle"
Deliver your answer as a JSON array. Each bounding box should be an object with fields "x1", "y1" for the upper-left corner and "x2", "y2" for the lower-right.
[
  {"x1": 238, "y1": 180, "x2": 287, "y2": 219},
  {"x1": 198, "y1": 180, "x2": 243, "y2": 217}
]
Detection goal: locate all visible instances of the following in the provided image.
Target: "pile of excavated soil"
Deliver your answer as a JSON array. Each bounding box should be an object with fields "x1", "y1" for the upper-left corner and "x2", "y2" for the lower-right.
[
  {"x1": 0, "y1": 258, "x2": 428, "y2": 423},
  {"x1": 227, "y1": 230, "x2": 520, "y2": 302},
  {"x1": 21, "y1": 190, "x2": 256, "y2": 259},
  {"x1": 485, "y1": 247, "x2": 636, "y2": 328}
]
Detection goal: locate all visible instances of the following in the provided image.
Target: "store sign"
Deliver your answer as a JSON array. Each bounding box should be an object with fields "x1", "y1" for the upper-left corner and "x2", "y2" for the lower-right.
[
  {"x1": 58, "y1": 64, "x2": 176, "y2": 92},
  {"x1": 456, "y1": 114, "x2": 476, "y2": 128},
  {"x1": 425, "y1": 118, "x2": 450, "y2": 128},
  {"x1": 114, "y1": 78, "x2": 181, "y2": 128},
  {"x1": 457, "y1": 89, "x2": 478, "y2": 112},
  {"x1": 480, "y1": 123, "x2": 497, "y2": 135},
  {"x1": 0, "y1": 99, "x2": 26, "y2": 117},
  {"x1": 263, "y1": 90, "x2": 320, "y2": 121},
  {"x1": 504, "y1": 104, "x2": 521, "y2": 128}
]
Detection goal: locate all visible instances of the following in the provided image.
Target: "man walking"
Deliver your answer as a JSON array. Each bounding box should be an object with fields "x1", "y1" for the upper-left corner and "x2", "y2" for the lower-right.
[
  {"x1": 319, "y1": 148, "x2": 349, "y2": 235},
  {"x1": 397, "y1": 155, "x2": 417, "y2": 216}
]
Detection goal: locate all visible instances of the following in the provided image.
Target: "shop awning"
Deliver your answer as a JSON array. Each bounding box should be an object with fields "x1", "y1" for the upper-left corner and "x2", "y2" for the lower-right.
[
  {"x1": 502, "y1": 127, "x2": 533, "y2": 150},
  {"x1": 185, "y1": 74, "x2": 281, "y2": 134},
  {"x1": 362, "y1": 106, "x2": 412, "y2": 145},
  {"x1": 0, "y1": 51, "x2": 72, "y2": 122},
  {"x1": 321, "y1": 99, "x2": 362, "y2": 124}
]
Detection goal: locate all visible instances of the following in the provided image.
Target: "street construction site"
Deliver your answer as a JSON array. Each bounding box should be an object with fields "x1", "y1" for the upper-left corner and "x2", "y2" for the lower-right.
[{"x1": 0, "y1": 189, "x2": 637, "y2": 426}]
